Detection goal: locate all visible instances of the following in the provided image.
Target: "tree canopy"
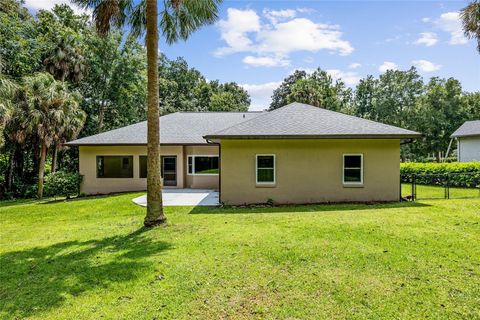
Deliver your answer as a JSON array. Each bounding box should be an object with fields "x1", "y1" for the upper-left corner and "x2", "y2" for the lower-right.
[{"x1": 0, "y1": 0, "x2": 246, "y2": 199}]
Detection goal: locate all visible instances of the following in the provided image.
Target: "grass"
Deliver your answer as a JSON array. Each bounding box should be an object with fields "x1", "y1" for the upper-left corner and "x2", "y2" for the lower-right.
[{"x1": 1, "y1": 194, "x2": 479, "y2": 319}]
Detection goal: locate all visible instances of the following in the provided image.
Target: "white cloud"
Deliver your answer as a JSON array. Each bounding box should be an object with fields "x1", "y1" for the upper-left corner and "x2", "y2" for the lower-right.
[
  {"x1": 348, "y1": 62, "x2": 361, "y2": 69},
  {"x1": 242, "y1": 55, "x2": 290, "y2": 67},
  {"x1": 263, "y1": 8, "x2": 296, "y2": 24},
  {"x1": 326, "y1": 69, "x2": 361, "y2": 86},
  {"x1": 240, "y1": 81, "x2": 282, "y2": 111},
  {"x1": 257, "y1": 18, "x2": 353, "y2": 56},
  {"x1": 379, "y1": 61, "x2": 399, "y2": 72},
  {"x1": 414, "y1": 32, "x2": 438, "y2": 47},
  {"x1": 24, "y1": 0, "x2": 89, "y2": 15},
  {"x1": 412, "y1": 59, "x2": 441, "y2": 72},
  {"x1": 421, "y1": 17, "x2": 431, "y2": 23},
  {"x1": 215, "y1": 8, "x2": 261, "y2": 56},
  {"x1": 215, "y1": 8, "x2": 354, "y2": 66},
  {"x1": 436, "y1": 12, "x2": 467, "y2": 45}
]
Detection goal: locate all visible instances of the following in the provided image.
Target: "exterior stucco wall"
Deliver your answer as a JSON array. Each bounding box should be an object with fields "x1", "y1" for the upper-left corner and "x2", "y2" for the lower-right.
[
  {"x1": 184, "y1": 145, "x2": 220, "y2": 190},
  {"x1": 220, "y1": 139, "x2": 401, "y2": 205},
  {"x1": 457, "y1": 136, "x2": 480, "y2": 162},
  {"x1": 79, "y1": 145, "x2": 184, "y2": 194}
]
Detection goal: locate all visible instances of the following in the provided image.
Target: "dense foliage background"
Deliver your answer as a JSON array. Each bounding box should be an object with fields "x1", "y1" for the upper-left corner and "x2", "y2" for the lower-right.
[
  {"x1": 0, "y1": 0, "x2": 478, "y2": 199},
  {"x1": 0, "y1": 0, "x2": 249, "y2": 198}
]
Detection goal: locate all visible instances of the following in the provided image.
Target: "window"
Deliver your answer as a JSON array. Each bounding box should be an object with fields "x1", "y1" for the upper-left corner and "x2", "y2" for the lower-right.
[
  {"x1": 97, "y1": 156, "x2": 133, "y2": 178},
  {"x1": 187, "y1": 156, "x2": 219, "y2": 175},
  {"x1": 256, "y1": 154, "x2": 275, "y2": 184},
  {"x1": 343, "y1": 154, "x2": 363, "y2": 184},
  {"x1": 139, "y1": 156, "x2": 147, "y2": 178}
]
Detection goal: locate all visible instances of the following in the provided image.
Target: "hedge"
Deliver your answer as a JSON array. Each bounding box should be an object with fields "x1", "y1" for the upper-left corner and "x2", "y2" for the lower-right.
[
  {"x1": 44, "y1": 171, "x2": 82, "y2": 198},
  {"x1": 400, "y1": 162, "x2": 480, "y2": 188}
]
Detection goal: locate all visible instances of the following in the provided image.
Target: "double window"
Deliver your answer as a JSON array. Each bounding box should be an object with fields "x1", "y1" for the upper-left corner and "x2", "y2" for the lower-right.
[
  {"x1": 187, "y1": 156, "x2": 219, "y2": 175},
  {"x1": 96, "y1": 156, "x2": 133, "y2": 178},
  {"x1": 343, "y1": 154, "x2": 363, "y2": 184},
  {"x1": 256, "y1": 154, "x2": 275, "y2": 184}
]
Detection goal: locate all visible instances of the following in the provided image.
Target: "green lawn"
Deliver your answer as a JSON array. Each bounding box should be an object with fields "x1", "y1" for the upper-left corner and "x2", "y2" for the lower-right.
[{"x1": 1, "y1": 194, "x2": 479, "y2": 319}]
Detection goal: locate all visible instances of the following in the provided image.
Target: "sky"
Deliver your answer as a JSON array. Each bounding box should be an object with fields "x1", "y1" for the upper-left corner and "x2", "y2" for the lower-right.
[{"x1": 26, "y1": 0, "x2": 480, "y2": 111}]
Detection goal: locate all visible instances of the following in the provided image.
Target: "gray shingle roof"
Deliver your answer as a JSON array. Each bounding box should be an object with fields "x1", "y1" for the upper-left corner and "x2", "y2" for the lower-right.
[
  {"x1": 66, "y1": 112, "x2": 264, "y2": 145},
  {"x1": 67, "y1": 103, "x2": 422, "y2": 145},
  {"x1": 204, "y1": 103, "x2": 422, "y2": 140},
  {"x1": 451, "y1": 120, "x2": 480, "y2": 138}
]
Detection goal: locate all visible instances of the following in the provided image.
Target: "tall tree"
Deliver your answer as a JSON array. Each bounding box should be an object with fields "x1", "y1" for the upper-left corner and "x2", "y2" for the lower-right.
[
  {"x1": 460, "y1": 0, "x2": 480, "y2": 53},
  {"x1": 280, "y1": 68, "x2": 352, "y2": 112},
  {"x1": 270, "y1": 70, "x2": 307, "y2": 110},
  {"x1": 413, "y1": 78, "x2": 464, "y2": 161},
  {"x1": 73, "y1": 0, "x2": 222, "y2": 227},
  {"x1": 353, "y1": 75, "x2": 377, "y2": 119},
  {"x1": 12, "y1": 73, "x2": 85, "y2": 198},
  {"x1": 0, "y1": 0, "x2": 42, "y2": 77},
  {"x1": 461, "y1": 92, "x2": 480, "y2": 120},
  {"x1": 372, "y1": 67, "x2": 424, "y2": 128},
  {"x1": 80, "y1": 31, "x2": 147, "y2": 134},
  {"x1": 37, "y1": 5, "x2": 88, "y2": 83},
  {"x1": 0, "y1": 75, "x2": 16, "y2": 148}
]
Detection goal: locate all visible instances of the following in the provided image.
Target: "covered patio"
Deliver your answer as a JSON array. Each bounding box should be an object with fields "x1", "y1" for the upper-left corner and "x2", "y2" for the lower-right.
[{"x1": 132, "y1": 189, "x2": 219, "y2": 207}]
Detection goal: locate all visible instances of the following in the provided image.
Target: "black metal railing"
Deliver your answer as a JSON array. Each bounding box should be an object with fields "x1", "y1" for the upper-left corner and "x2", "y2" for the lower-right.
[{"x1": 401, "y1": 172, "x2": 480, "y2": 201}]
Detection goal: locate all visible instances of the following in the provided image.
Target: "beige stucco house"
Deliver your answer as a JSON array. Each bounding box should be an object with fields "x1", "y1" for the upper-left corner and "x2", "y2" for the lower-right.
[{"x1": 66, "y1": 103, "x2": 421, "y2": 205}]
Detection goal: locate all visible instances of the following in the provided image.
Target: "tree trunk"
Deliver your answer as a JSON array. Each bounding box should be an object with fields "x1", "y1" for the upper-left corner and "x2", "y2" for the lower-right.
[
  {"x1": 144, "y1": 0, "x2": 166, "y2": 227},
  {"x1": 6, "y1": 148, "x2": 14, "y2": 192},
  {"x1": 51, "y1": 143, "x2": 58, "y2": 173},
  {"x1": 98, "y1": 101, "x2": 105, "y2": 132},
  {"x1": 37, "y1": 141, "x2": 47, "y2": 199}
]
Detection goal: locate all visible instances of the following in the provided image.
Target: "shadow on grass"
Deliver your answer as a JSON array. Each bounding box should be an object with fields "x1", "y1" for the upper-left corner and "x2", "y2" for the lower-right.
[
  {"x1": 0, "y1": 228, "x2": 170, "y2": 318},
  {"x1": 188, "y1": 201, "x2": 430, "y2": 215},
  {"x1": 0, "y1": 198, "x2": 41, "y2": 209}
]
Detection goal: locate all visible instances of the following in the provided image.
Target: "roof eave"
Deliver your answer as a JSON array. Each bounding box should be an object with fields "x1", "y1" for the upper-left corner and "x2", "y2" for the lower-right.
[
  {"x1": 203, "y1": 134, "x2": 423, "y2": 140},
  {"x1": 450, "y1": 134, "x2": 480, "y2": 138},
  {"x1": 63, "y1": 142, "x2": 211, "y2": 147}
]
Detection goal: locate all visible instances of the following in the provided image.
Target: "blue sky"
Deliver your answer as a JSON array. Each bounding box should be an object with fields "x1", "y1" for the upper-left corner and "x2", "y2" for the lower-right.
[{"x1": 27, "y1": 0, "x2": 480, "y2": 110}]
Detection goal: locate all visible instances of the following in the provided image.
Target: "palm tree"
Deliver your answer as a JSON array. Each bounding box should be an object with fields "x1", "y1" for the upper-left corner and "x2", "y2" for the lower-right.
[
  {"x1": 12, "y1": 72, "x2": 85, "y2": 198},
  {"x1": 44, "y1": 32, "x2": 87, "y2": 83},
  {"x1": 0, "y1": 75, "x2": 17, "y2": 148},
  {"x1": 460, "y1": 1, "x2": 480, "y2": 53},
  {"x1": 72, "y1": 0, "x2": 221, "y2": 227}
]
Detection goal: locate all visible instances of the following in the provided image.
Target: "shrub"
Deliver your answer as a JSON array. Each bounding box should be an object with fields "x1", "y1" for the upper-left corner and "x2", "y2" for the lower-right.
[
  {"x1": 44, "y1": 171, "x2": 82, "y2": 198},
  {"x1": 401, "y1": 162, "x2": 480, "y2": 188}
]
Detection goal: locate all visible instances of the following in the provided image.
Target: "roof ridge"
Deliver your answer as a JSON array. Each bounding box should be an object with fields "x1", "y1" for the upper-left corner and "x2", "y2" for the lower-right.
[
  {"x1": 176, "y1": 111, "x2": 265, "y2": 114},
  {"x1": 208, "y1": 107, "x2": 276, "y2": 135}
]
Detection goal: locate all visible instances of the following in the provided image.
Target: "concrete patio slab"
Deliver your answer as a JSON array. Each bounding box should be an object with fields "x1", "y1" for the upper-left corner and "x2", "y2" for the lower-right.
[{"x1": 132, "y1": 189, "x2": 219, "y2": 207}]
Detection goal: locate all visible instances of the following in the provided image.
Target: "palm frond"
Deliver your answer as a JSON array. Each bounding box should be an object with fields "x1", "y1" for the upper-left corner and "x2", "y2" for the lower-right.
[{"x1": 460, "y1": 0, "x2": 480, "y2": 52}]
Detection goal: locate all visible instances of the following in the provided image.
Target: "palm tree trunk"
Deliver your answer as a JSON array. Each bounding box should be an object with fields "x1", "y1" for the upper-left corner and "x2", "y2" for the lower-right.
[
  {"x1": 51, "y1": 143, "x2": 58, "y2": 173},
  {"x1": 37, "y1": 141, "x2": 47, "y2": 199},
  {"x1": 144, "y1": 0, "x2": 166, "y2": 227},
  {"x1": 6, "y1": 147, "x2": 14, "y2": 192}
]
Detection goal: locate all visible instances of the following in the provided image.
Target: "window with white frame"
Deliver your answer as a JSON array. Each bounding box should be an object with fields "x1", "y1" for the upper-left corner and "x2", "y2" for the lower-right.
[
  {"x1": 256, "y1": 154, "x2": 275, "y2": 184},
  {"x1": 187, "y1": 155, "x2": 219, "y2": 175},
  {"x1": 343, "y1": 154, "x2": 363, "y2": 184}
]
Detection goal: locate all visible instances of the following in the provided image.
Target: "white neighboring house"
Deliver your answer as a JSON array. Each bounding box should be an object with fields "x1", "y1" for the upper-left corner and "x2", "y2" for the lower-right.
[{"x1": 451, "y1": 120, "x2": 480, "y2": 162}]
